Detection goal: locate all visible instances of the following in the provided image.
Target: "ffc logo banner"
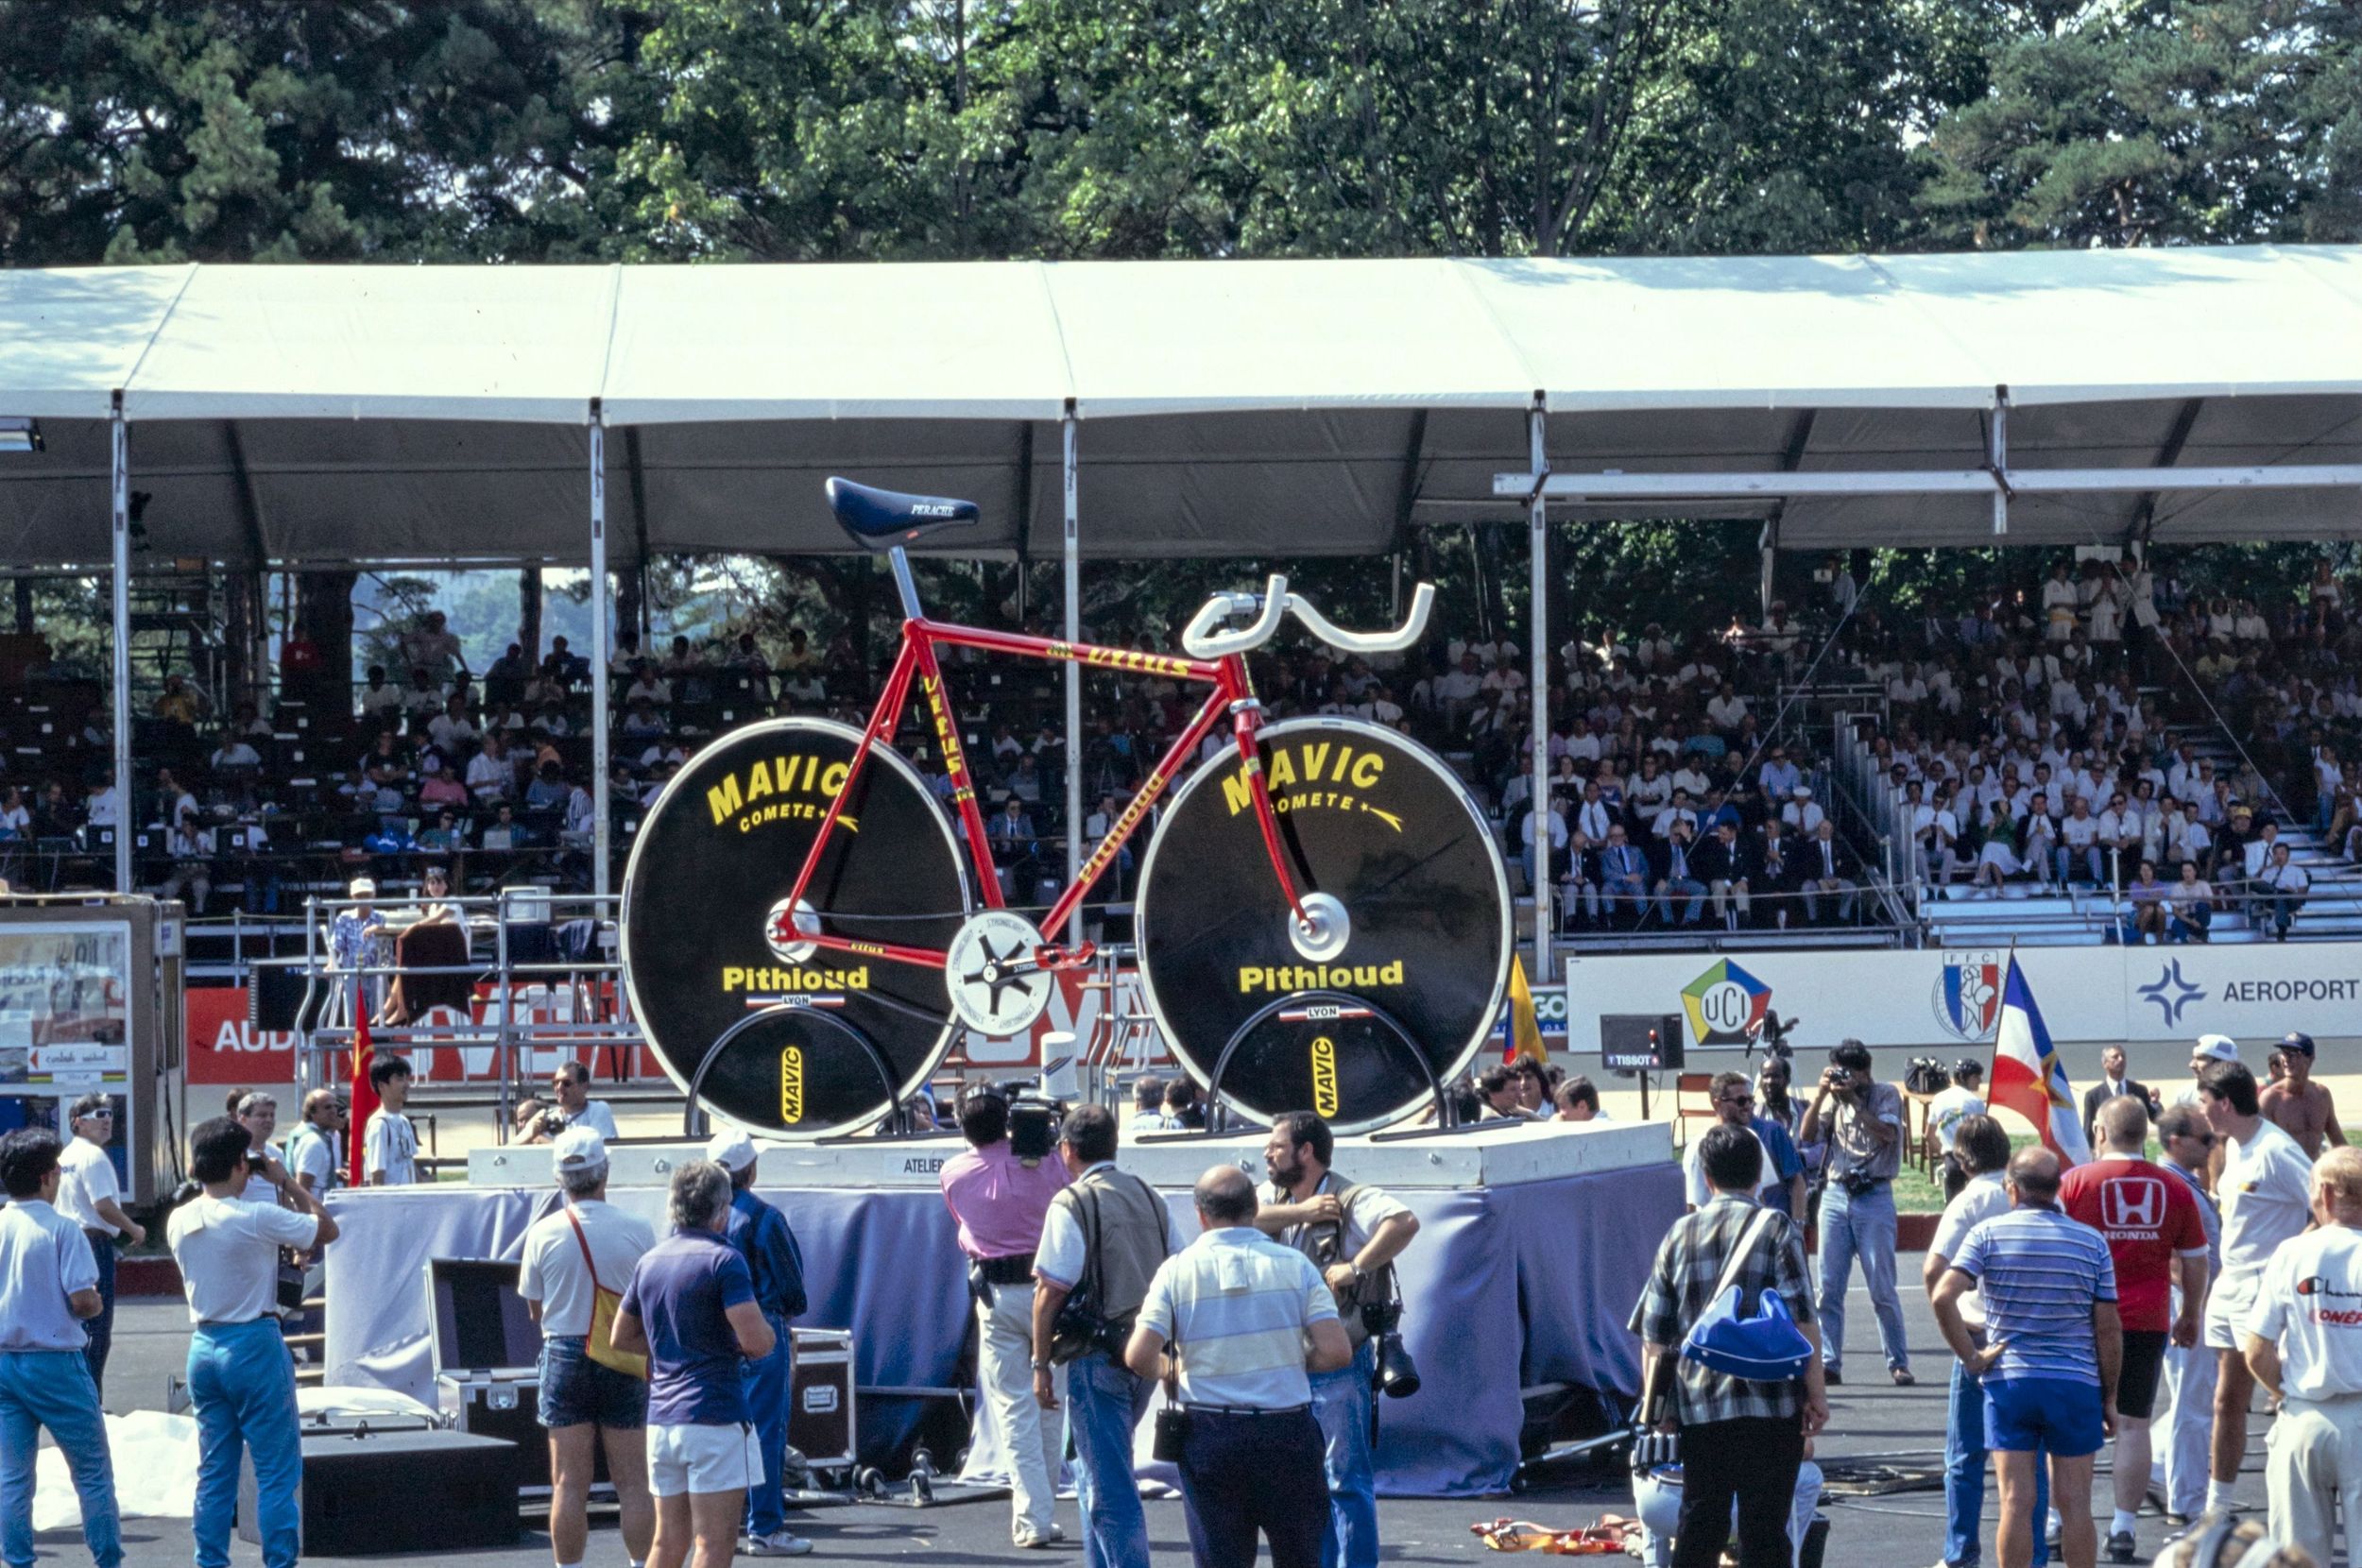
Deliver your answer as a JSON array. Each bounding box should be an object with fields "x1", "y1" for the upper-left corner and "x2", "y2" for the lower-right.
[{"x1": 1934, "y1": 950, "x2": 2005, "y2": 1042}]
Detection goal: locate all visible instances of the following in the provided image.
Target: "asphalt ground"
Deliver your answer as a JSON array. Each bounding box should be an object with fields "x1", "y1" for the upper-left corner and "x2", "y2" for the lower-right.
[{"x1": 36, "y1": 1287, "x2": 2279, "y2": 1568}]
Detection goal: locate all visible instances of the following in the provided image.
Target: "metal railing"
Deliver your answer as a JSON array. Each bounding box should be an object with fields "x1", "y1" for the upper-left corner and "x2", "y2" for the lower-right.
[{"x1": 283, "y1": 890, "x2": 647, "y2": 1141}]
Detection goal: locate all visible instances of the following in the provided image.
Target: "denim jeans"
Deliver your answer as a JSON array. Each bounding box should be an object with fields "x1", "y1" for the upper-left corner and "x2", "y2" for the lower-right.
[
  {"x1": 190, "y1": 1319, "x2": 300, "y2": 1568},
  {"x1": 1309, "y1": 1339, "x2": 1379, "y2": 1568},
  {"x1": 742, "y1": 1313, "x2": 794, "y2": 1535},
  {"x1": 1066, "y1": 1352, "x2": 1152, "y2": 1568},
  {"x1": 83, "y1": 1233, "x2": 115, "y2": 1396},
  {"x1": 0, "y1": 1349, "x2": 120, "y2": 1568},
  {"x1": 1945, "y1": 1356, "x2": 2046, "y2": 1566},
  {"x1": 1817, "y1": 1181, "x2": 1909, "y2": 1375},
  {"x1": 1658, "y1": 878, "x2": 1706, "y2": 925}
]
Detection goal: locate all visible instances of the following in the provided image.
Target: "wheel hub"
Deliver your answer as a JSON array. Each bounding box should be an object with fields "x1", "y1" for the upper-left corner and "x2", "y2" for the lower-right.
[
  {"x1": 766, "y1": 897, "x2": 822, "y2": 964},
  {"x1": 946, "y1": 910, "x2": 1056, "y2": 1036},
  {"x1": 1289, "y1": 891, "x2": 1351, "y2": 961}
]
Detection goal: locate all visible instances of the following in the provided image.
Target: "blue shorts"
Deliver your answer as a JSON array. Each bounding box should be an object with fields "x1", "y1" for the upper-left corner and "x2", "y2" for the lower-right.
[
  {"x1": 539, "y1": 1334, "x2": 648, "y2": 1430},
  {"x1": 1983, "y1": 1375, "x2": 2104, "y2": 1458}
]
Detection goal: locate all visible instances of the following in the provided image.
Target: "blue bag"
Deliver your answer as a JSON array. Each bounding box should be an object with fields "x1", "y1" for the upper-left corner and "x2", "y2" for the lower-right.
[{"x1": 1680, "y1": 1206, "x2": 1814, "y2": 1382}]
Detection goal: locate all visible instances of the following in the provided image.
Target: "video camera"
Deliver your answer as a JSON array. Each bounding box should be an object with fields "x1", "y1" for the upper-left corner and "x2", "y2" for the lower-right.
[
  {"x1": 1749, "y1": 1009, "x2": 1798, "y2": 1064},
  {"x1": 979, "y1": 1078, "x2": 1068, "y2": 1166}
]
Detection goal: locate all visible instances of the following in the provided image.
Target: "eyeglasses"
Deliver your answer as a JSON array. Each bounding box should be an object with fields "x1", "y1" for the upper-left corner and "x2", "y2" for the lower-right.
[
  {"x1": 1719, "y1": 1094, "x2": 1755, "y2": 1107},
  {"x1": 79, "y1": 1109, "x2": 113, "y2": 1119}
]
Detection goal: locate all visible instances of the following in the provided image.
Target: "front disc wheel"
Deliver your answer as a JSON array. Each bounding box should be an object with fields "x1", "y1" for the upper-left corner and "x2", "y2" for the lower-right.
[{"x1": 1133, "y1": 719, "x2": 1512, "y2": 1133}]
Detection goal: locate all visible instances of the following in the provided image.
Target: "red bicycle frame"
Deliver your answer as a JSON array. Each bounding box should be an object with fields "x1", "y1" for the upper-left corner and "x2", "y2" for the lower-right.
[{"x1": 776, "y1": 615, "x2": 1309, "y2": 973}]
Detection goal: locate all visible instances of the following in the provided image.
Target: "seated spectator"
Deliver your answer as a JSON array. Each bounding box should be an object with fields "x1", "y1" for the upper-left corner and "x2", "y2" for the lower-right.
[
  {"x1": 428, "y1": 695, "x2": 478, "y2": 754},
  {"x1": 419, "y1": 756, "x2": 469, "y2": 811},
  {"x1": 621, "y1": 698, "x2": 667, "y2": 741},
  {"x1": 152, "y1": 673, "x2": 204, "y2": 728},
  {"x1": 466, "y1": 733, "x2": 514, "y2": 806},
  {"x1": 358, "y1": 664, "x2": 403, "y2": 720},
  {"x1": 2257, "y1": 842, "x2": 2309, "y2": 941},
  {"x1": 525, "y1": 759, "x2": 571, "y2": 811},
  {"x1": 401, "y1": 666, "x2": 446, "y2": 719}
]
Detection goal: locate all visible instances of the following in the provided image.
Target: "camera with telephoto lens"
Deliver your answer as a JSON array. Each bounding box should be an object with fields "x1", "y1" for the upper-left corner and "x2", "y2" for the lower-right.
[
  {"x1": 536, "y1": 1108, "x2": 568, "y2": 1140},
  {"x1": 1361, "y1": 1300, "x2": 1422, "y2": 1400}
]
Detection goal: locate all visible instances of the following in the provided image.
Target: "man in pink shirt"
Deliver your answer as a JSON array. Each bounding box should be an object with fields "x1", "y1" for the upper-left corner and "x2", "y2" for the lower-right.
[{"x1": 940, "y1": 1085, "x2": 1072, "y2": 1547}]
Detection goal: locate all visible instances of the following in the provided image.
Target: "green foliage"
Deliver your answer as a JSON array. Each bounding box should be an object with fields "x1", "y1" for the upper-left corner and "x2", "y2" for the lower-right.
[{"x1": 7, "y1": 0, "x2": 2361, "y2": 642}]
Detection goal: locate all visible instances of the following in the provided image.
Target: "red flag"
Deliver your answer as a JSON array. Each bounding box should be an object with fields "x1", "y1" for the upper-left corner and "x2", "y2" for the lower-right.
[{"x1": 347, "y1": 1007, "x2": 379, "y2": 1187}]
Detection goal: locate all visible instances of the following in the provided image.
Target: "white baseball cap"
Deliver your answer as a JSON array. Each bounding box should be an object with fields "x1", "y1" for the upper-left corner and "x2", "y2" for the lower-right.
[
  {"x1": 348, "y1": 877, "x2": 377, "y2": 898},
  {"x1": 707, "y1": 1129, "x2": 758, "y2": 1173},
  {"x1": 2194, "y1": 1034, "x2": 2239, "y2": 1063},
  {"x1": 552, "y1": 1125, "x2": 607, "y2": 1175}
]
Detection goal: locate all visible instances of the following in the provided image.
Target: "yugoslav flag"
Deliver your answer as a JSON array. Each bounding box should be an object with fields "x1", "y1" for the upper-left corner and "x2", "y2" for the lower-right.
[{"x1": 1988, "y1": 956, "x2": 2091, "y2": 1167}]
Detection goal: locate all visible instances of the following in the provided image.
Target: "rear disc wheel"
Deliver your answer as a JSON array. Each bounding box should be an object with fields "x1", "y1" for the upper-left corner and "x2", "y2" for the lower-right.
[{"x1": 620, "y1": 717, "x2": 970, "y2": 1137}]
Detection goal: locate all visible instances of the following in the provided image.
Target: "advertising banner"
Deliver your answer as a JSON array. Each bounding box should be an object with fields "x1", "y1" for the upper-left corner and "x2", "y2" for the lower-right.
[{"x1": 1559, "y1": 941, "x2": 2362, "y2": 1057}]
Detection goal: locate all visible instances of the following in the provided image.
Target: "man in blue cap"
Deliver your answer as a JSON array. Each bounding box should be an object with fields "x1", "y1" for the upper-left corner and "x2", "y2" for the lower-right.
[
  {"x1": 708, "y1": 1129, "x2": 812, "y2": 1558},
  {"x1": 2259, "y1": 1031, "x2": 2345, "y2": 1159}
]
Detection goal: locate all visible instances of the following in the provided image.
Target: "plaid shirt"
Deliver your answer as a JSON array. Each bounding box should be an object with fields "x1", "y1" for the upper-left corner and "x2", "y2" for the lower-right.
[{"x1": 1628, "y1": 1195, "x2": 1815, "y2": 1425}]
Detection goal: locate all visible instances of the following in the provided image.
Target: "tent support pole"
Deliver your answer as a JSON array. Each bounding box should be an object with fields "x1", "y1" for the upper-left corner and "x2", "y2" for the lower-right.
[
  {"x1": 110, "y1": 396, "x2": 132, "y2": 897},
  {"x1": 1061, "y1": 405, "x2": 1083, "y2": 946},
  {"x1": 1527, "y1": 397, "x2": 1551, "y2": 983},
  {"x1": 590, "y1": 407, "x2": 611, "y2": 904},
  {"x1": 1989, "y1": 390, "x2": 2011, "y2": 537}
]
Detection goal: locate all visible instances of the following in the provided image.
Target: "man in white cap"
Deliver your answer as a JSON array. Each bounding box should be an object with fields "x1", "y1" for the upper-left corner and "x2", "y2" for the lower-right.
[
  {"x1": 707, "y1": 1131, "x2": 812, "y2": 1558},
  {"x1": 519, "y1": 1128, "x2": 658, "y2": 1568},
  {"x1": 329, "y1": 876, "x2": 388, "y2": 1021},
  {"x1": 2178, "y1": 1037, "x2": 2241, "y2": 1108}
]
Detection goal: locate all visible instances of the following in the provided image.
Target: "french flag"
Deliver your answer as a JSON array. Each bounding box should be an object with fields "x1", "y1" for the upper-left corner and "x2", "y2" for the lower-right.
[{"x1": 1988, "y1": 956, "x2": 2091, "y2": 1167}]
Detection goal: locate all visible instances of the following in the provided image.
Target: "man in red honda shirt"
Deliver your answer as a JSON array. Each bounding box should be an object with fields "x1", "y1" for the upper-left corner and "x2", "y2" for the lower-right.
[{"x1": 2061, "y1": 1097, "x2": 2209, "y2": 1564}]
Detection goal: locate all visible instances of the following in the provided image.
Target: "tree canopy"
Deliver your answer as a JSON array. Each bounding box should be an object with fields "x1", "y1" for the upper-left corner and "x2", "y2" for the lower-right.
[{"x1": 4, "y1": 0, "x2": 2357, "y2": 648}]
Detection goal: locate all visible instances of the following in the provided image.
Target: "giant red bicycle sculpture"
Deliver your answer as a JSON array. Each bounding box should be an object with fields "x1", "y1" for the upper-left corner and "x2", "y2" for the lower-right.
[{"x1": 620, "y1": 479, "x2": 1510, "y2": 1137}]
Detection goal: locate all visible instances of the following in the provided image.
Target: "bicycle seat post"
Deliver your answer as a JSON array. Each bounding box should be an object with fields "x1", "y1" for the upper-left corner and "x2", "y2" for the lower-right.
[{"x1": 886, "y1": 544, "x2": 924, "y2": 622}]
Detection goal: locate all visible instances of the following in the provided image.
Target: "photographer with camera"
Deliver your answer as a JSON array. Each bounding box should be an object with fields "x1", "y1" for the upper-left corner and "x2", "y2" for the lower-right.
[
  {"x1": 522, "y1": 1062, "x2": 620, "y2": 1144},
  {"x1": 1031, "y1": 1105, "x2": 1186, "y2": 1568},
  {"x1": 1257, "y1": 1112, "x2": 1420, "y2": 1568},
  {"x1": 1801, "y1": 1039, "x2": 1915, "y2": 1387},
  {"x1": 939, "y1": 1084, "x2": 1072, "y2": 1550}
]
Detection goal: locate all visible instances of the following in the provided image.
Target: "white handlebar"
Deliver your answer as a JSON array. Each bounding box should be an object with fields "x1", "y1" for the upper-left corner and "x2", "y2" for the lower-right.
[{"x1": 1179, "y1": 577, "x2": 1435, "y2": 659}]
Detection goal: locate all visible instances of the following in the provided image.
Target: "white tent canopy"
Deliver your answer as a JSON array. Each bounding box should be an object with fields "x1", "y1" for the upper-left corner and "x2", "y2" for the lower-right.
[{"x1": 4, "y1": 247, "x2": 2362, "y2": 567}]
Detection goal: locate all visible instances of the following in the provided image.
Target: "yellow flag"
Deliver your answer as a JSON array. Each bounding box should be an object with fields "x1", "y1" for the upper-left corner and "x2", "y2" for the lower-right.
[{"x1": 1508, "y1": 955, "x2": 1546, "y2": 1064}]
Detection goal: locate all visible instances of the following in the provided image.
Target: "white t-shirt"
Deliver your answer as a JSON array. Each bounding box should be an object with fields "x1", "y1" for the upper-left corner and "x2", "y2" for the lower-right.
[
  {"x1": 563, "y1": 1100, "x2": 621, "y2": 1141},
  {"x1": 165, "y1": 1194, "x2": 320, "y2": 1324},
  {"x1": 364, "y1": 1109, "x2": 419, "y2": 1185},
  {"x1": 2219, "y1": 1118, "x2": 2315, "y2": 1278},
  {"x1": 1931, "y1": 1171, "x2": 2012, "y2": 1330},
  {"x1": 1682, "y1": 1129, "x2": 1777, "y2": 1208},
  {"x1": 55, "y1": 1137, "x2": 121, "y2": 1235},
  {"x1": 517, "y1": 1199, "x2": 658, "y2": 1338},
  {"x1": 1927, "y1": 1088, "x2": 1987, "y2": 1155},
  {"x1": 2249, "y1": 1226, "x2": 2362, "y2": 1400}
]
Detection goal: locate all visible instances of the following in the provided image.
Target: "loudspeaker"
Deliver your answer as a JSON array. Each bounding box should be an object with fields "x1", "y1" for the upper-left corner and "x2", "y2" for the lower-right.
[
  {"x1": 248, "y1": 963, "x2": 314, "y2": 1033},
  {"x1": 239, "y1": 1428, "x2": 520, "y2": 1555},
  {"x1": 1600, "y1": 1013, "x2": 1684, "y2": 1070}
]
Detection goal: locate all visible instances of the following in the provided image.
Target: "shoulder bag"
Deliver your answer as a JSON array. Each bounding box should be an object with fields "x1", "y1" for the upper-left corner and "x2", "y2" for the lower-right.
[
  {"x1": 1679, "y1": 1206, "x2": 1813, "y2": 1383},
  {"x1": 565, "y1": 1205, "x2": 649, "y2": 1380}
]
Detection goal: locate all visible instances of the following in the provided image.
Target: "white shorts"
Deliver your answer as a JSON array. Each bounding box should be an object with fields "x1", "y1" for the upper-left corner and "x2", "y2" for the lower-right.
[
  {"x1": 2203, "y1": 1269, "x2": 2262, "y2": 1353},
  {"x1": 646, "y1": 1421, "x2": 763, "y2": 1497}
]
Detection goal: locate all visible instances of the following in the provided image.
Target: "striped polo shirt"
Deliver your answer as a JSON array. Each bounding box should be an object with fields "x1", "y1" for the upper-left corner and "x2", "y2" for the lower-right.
[
  {"x1": 1136, "y1": 1224, "x2": 1338, "y2": 1409},
  {"x1": 1950, "y1": 1204, "x2": 2118, "y2": 1385}
]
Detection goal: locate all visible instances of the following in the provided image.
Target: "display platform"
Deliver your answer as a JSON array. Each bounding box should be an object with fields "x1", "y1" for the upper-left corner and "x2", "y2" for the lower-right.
[
  {"x1": 334, "y1": 1120, "x2": 1681, "y2": 1496},
  {"x1": 465, "y1": 1114, "x2": 1670, "y2": 1191}
]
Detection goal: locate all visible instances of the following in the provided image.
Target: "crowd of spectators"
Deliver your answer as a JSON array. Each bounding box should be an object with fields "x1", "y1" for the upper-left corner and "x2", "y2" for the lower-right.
[
  {"x1": 3, "y1": 550, "x2": 2353, "y2": 946},
  {"x1": 1824, "y1": 552, "x2": 2361, "y2": 939}
]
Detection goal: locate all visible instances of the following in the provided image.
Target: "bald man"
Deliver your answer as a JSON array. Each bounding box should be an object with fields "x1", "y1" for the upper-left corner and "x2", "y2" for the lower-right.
[
  {"x1": 2061, "y1": 1097, "x2": 2208, "y2": 1561},
  {"x1": 1933, "y1": 1149, "x2": 2122, "y2": 1568},
  {"x1": 2244, "y1": 1146, "x2": 2362, "y2": 1566}
]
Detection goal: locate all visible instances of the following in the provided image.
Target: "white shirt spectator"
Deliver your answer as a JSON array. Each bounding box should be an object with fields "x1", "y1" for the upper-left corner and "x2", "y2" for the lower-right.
[
  {"x1": 518, "y1": 1199, "x2": 658, "y2": 1338},
  {"x1": 0, "y1": 1200, "x2": 97, "y2": 1351},
  {"x1": 1931, "y1": 1170, "x2": 2011, "y2": 1330},
  {"x1": 562, "y1": 1099, "x2": 621, "y2": 1141},
  {"x1": 2220, "y1": 1120, "x2": 2315, "y2": 1277},
  {"x1": 1926, "y1": 1087, "x2": 1987, "y2": 1156},
  {"x1": 211, "y1": 741, "x2": 261, "y2": 771},
  {"x1": 2248, "y1": 1226, "x2": 2362, "y2": 1400},
  {"x1": 166, "y1": 1195, "x2": 320, "y2": 1324},
  {"x1": 364, "y1": 1108, "x2": 419, "y2": 1185},
  {"x1": 1681, "y1": 1130, "x2": 1776, "y2": 1207},
  {"x1": 55, "y1": 1138, "x2": 123, "y2": 1236}
]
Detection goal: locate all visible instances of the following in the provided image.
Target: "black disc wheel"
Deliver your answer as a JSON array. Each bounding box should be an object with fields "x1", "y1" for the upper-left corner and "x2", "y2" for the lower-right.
[
  {"x1": 620, "y1": 718, "x2": 970, "y2": 1137},
  {"x1": 1134, "y1": 718, "x2": 1511, "y2": 1133}
]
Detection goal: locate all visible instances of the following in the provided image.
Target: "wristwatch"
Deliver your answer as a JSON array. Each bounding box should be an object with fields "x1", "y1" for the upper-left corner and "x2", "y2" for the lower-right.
[{"x1": 1031, "y1": 1359, "x2": 1053, "y2": 1372}]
